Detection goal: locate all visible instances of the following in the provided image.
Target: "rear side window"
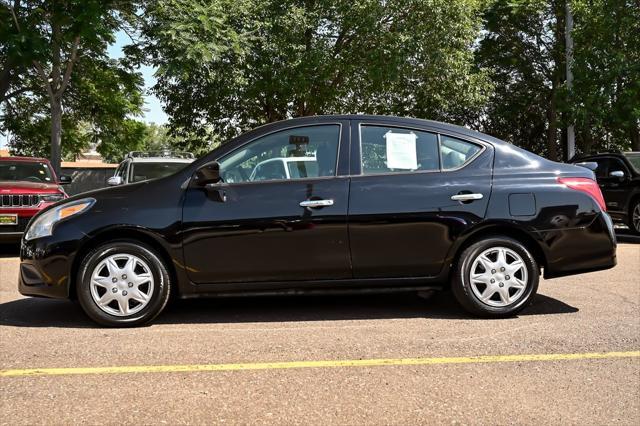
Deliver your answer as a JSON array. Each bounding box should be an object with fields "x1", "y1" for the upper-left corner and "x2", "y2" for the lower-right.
[
  {"x1": 360, "y1": 125, "x2": 439, "y2": 174},
  {"x1": 440, "y1": 135, "x2": 482, "y2": 170}
]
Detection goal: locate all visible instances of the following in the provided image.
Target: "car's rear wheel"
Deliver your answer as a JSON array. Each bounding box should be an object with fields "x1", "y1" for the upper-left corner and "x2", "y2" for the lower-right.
[
  {"x1": 77, "y1": 241, "x2": 171, "y2": 327},
  {"x1": 452, "y1": 237, "x2": 539, "y2": 317},
  {"x1": 629, "y1": 199, "x2": 640, "y2": 235}
]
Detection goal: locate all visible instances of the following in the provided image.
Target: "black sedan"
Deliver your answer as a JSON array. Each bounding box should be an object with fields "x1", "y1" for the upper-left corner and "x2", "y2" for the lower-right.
[{"x1": 19, "y1": 116, "x2": 617, "y2": 326}]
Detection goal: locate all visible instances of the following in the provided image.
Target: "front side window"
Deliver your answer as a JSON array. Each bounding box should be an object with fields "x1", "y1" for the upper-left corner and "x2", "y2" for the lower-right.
[
  {"x1": 360, "y1": 126, "x2": 439, "y2": 174},
  {"x1": 593, "y1": 158, "x2": 626, "y2": 179},
  {"x1": 219, "y1": 125, "x2": 340, "y2": 183},
  {"x1": 115, "y1": 162, "x2": 126, "y2": 179},
  {"x1": 440, "y1": 135, "x2": 482, "y2": 170}
]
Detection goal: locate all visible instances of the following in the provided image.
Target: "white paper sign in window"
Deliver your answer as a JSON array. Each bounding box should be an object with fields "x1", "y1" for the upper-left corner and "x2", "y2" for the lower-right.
[{"x1": 385, "y1": 131, "x2": 417, "y2": 170}]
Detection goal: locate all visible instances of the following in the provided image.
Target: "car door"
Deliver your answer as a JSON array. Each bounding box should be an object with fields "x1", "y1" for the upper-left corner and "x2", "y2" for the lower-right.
[
  {"x1": 181, "y1": 122, "x2": 351, "y2": 284},
  {"x1": 348, "y1": 120, "x2": 494, "y2": 278},
  {"x1": 594, "y1": 157, "x2": 630, "y2": 214}
]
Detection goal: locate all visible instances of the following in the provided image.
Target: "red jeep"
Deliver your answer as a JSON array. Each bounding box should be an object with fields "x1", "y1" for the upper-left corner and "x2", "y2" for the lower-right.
[{"x1": 0, "y1": 156, "x2": 72, "y2": 242}]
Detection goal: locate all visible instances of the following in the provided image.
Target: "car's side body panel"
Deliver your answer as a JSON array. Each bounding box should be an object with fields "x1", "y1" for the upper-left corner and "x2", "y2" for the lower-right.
[
  {"x1": 347, "y1": 118, "x2": 494, "y2": 278},
  {"x1": 487, "y1": 144, "x2": 617, "y2": 278},
  {"x1": 18, "y1": 115, "x2": 617, "y2": 302}
]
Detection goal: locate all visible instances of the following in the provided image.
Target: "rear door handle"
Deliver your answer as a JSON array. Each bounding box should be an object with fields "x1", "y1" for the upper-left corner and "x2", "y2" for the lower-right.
[
  {"x1": 299, "y1": 199, "x2": 334, "y2": 208},
  {"x1": 451, "y1": 193, "x2": 483, "y2": 201}
]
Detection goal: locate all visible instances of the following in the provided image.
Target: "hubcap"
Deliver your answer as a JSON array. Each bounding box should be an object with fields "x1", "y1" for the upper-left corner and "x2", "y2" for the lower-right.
[
  {"x1": 469, "y1": 247, "x2": 528, "y2": 307},
  {"x1": 90, "y1": 254, "x2": 155, "y2": 317},
  {"x1": 633, "y1": 203, "x2": 640, "y2": 233}
]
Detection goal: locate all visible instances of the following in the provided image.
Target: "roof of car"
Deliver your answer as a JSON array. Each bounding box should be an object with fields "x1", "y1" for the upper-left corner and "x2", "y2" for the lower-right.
[
  {"x1": 128, "y1": 157, "x2": 195, "y2": 164},
  {"x1": 570, "y1": 152, "x2": 639, "y2": 161},
  {"x1": 0, "y1": 156, "x2": 50, "y2": 162},
  {"x1": 243, "y1": 114, "x2": 512, "y2": 148}
]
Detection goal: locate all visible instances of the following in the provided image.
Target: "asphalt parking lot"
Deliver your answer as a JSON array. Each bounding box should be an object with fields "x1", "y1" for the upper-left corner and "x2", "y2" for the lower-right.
[{"x1": 1, "y1": 233, "x2": 639, "y2": 425}]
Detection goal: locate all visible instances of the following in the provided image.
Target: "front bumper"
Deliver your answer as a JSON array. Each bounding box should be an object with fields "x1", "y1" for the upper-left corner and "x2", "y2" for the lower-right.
[{"x1": 18, "y1": 225, "x2": 83, "y2": 300}]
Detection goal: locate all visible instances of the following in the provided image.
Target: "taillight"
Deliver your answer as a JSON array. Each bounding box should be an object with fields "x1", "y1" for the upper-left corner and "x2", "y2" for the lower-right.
[{"x1": 557, "y1": 177, "x2": 607, "y2": 211}]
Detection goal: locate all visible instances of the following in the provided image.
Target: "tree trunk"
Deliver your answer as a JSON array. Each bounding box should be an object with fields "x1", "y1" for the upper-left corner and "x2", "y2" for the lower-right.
[
  {"x1": 631, "y1": 124, "x2": 640, "y2": 152},
  {"x1": 50, "y1": 97, "x2": 62, "y2": 176},
  {"x1": 0, "y1": 65, "x2": 12, "y2": 102},
  {"x1": 546, "y1": 92, "x2": 559, "y2": 161}
]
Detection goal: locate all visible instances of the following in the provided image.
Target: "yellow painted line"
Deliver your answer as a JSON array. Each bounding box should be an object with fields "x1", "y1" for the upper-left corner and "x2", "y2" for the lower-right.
[{"x1": 1, "y1": 351, "x2": 638, "y2": 378}]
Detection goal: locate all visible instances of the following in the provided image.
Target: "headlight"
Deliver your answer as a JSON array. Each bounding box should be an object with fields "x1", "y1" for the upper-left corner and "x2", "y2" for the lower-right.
[
  {"x1": 24, "y1": 198, "x2": 95, "y2": 241},
  {"x1": 40, "y1": 193, "x2": 65, "y2": 202}
]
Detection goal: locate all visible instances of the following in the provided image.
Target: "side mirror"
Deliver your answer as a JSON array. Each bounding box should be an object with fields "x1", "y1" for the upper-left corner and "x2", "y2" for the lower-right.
[
  {"x1": 574, "y1": 162, "x2": 598, "y2": 172},
  {"x1": 610, "y1": 170, "x2": 625, "y2": 179},
  {"x1": 107, "y1": 176, "x2": 123, "y2": 186},
  {"x1": 194, "y1": 161, "x2": 223, "y2": 186},
  {"x1": 59, "y1": 175, "x2": 72, "y2": 184}
]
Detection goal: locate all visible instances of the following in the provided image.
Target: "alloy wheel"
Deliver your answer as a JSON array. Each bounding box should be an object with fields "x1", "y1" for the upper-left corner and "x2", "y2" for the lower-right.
[
  {"x1": 90, "y1": 254, "x2": 155, "y2": 316},
  {"x1": 633, "y1": 203, "x2": 640, "y2": 233},
  {"x1": 469, "y1": 247, "x2": 528, "y2": 307}
]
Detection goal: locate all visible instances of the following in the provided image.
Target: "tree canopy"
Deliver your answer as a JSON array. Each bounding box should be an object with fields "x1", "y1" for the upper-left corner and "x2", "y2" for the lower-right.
[
  {"x1": 138, "y1": 0, "x2": 491, "y2": 148},
  {"x1": 1, "y1": 0, "x2": 639, "y2": 163}
]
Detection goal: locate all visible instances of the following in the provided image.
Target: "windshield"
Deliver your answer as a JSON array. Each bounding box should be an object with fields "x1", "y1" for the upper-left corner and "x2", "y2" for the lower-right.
[
  {"x1": 0, "y1": 161, "x2": 55, "y2": 183},
  {"x1": 129, "y1": 162, "x2": 188, "y2": 183},
  {"x1": 623, "y1": 153, "x2": 640, "y2": 172}
]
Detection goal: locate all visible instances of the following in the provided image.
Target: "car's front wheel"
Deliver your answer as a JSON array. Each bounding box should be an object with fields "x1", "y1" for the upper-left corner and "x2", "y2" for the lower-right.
[
  {"x1": 77, "y1": 241, "x2": 171, "y2": 327},
  {"x1": 452, "y1": 237, "x2": 539, "y2": 317}
]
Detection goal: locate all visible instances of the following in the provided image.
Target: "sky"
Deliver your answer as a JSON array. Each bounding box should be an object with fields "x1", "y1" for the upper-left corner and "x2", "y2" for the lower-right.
[{"x1": 108, "y1": 30, "x2": 168, "y2": 125}]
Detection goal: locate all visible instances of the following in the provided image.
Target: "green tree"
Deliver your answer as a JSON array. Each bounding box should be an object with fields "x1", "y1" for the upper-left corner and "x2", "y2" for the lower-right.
[
  {"x1": 1, "y1": 0, "x2": 142, "y2": 173},
  {"x1": 476, "y1": 0, "x2": 568, "y2": 160},
  {"x1": 476, "y1": 0, "x2": 639, "y2": 158},
  {"x1": 2, "y1": 54, "x2": 146, "y2": 162},
  {"x1": 570, "y1": 0, "x2": 640, "y2": 153},
  {"x1": 137, "y1": 0, "x2": 491, "y2": 149}
]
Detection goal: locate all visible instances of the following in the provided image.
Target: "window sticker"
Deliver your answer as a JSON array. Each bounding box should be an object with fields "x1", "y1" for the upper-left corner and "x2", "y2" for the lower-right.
[{"x1": 385, "y1": 131, "x2": 417, "y2": 170}]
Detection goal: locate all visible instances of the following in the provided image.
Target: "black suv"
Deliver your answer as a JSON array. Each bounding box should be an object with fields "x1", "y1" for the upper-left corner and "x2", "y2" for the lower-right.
[{"x1": 570, "y1": 152, "x2": 640, "y2": 234}]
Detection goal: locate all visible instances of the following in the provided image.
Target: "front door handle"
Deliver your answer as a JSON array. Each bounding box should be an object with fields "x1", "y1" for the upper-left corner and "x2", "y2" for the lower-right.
[
  {"x1": 451, "y1": 193, "x2": 483, "y2": 202},
  {"x1": 299, "y1": 199, "x2": 334, "y2": 208}
]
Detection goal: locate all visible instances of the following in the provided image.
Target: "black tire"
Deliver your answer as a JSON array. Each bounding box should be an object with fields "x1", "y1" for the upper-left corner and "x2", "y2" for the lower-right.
[
  {"x1": 76, "y1": 241, "x2": 171, "y2": 327},
  {"x1": 452, "y1": 237, "x2": 539, "y2": 318},
  {"x1": 628, "y1": 199, "x2": 640, "y2": 236}
]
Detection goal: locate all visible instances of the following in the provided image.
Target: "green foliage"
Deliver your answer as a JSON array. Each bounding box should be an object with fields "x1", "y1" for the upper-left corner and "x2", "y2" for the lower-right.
[
  {"x1": 570, "y1": 0, "x2": 640, "y2": 152},
  {"x1": 3, "y1": 0, "x2": 639, "y2": 161},
  {"x1": 476, "y1": 0, "x2": 639, "y2": 157},
  {"x1": 3, "y1": 54, "x2": 147, "y2": 161},
  {"x1": 138, "y1": 0, "x2": 491, "y2": 150},
  {"x1": 476, "y1": 0, "x2": 565, "y2": 160},
  {"x1": 96, "y1": 119, "x2": 148, "y2": 163},
  {"x1": 0, "y1": 0, "x2": 144, "y2": 168}
]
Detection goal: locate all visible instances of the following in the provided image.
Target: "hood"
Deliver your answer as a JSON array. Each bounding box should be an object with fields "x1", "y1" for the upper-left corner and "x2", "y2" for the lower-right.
[{"x1": 0, "y1": 180, "x2": 62, "y2": 193}]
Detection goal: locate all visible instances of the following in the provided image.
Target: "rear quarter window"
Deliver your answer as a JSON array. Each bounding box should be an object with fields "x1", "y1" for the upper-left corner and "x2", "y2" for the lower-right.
[{"x1": 440, "y1": 135, "x2": 482, "y2": 170}]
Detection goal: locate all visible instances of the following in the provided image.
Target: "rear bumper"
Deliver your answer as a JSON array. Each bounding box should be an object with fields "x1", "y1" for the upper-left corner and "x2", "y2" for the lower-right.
[{"x1": 541, "y1": 212, "x2": 617, "y2": 279}]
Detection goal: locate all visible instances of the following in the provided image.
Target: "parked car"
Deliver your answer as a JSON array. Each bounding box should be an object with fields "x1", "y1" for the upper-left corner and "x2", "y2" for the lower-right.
[
  {"x1": 107, "y1": 151, "x2": 195, "y2": 186},
  {"x1": 0, "y1": 156, "x2": 71, "y2": 242},
  {"x1": 19, "y1": 116, "x2": 616, "y2": 326},
  {"x1": 570, "y1": 152, "x2": 640, "y2": 234}
]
